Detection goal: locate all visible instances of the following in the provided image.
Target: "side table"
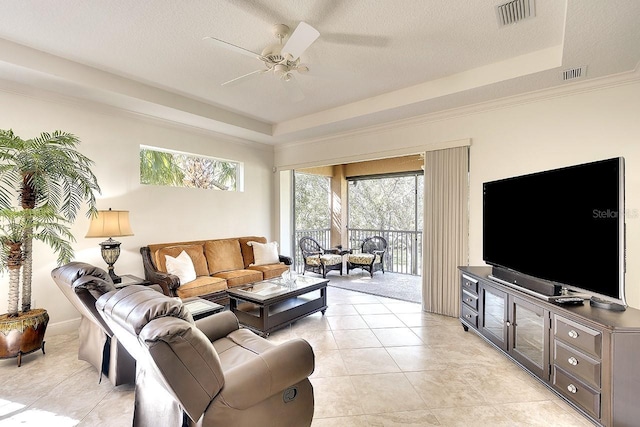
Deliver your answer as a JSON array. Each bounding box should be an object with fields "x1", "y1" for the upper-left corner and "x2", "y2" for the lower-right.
[
  {"x1": 182, "y1": 298, "x2": 225, "y2": 320},
  {"x1": 327, "y1": 247, "x2": 352, "y2": 256},
  {"x1": 114, "y1": 274, "x2": 151, "y2": 289}
]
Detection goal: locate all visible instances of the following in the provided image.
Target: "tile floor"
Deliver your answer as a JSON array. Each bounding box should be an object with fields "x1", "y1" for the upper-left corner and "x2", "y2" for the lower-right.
[{"x1": 0, "y1": 287, "x2": 593, "y2": 426}]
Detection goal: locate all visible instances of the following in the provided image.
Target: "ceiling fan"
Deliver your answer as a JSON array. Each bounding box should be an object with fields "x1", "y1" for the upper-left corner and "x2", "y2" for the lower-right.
[{"x1": 203, "y1": 22, "x2": 320, "y2": 87}]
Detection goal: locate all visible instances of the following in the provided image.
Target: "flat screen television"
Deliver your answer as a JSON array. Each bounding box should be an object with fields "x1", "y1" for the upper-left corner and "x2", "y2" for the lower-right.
[{"x1": 483, "y1": 157, "x2": 625, "y2": 306}]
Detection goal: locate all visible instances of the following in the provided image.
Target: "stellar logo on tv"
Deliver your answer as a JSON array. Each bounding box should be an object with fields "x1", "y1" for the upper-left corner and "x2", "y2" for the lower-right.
[{"x1": 593, "y1": 209, "x2": 618, "y2": 219}]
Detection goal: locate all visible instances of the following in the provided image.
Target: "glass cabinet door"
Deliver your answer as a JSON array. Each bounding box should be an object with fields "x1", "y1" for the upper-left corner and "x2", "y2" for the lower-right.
[
  {"x1": 480, "y1": 285, "x2": 508, "y2": 351},
  {"x1": 509, "y1": 296, "x2": 549, "y2": 379}
]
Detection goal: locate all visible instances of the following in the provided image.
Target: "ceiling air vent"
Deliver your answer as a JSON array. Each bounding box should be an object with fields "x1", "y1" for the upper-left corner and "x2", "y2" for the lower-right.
[
  {"x1": 496, "y1": 0, "x2": 536, "y2": 27},
  {"x1": 561, "y1": 66, "x2": 587, "y2": 81}
]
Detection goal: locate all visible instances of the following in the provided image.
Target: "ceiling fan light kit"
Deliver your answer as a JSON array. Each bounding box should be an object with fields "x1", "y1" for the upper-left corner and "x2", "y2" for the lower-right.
[
  {"x1": 271, "y1": 23, "x2": 290, "y2": 41},
  {"x1": 205, "y1": 21, "x2": 319, "y2": 89}
]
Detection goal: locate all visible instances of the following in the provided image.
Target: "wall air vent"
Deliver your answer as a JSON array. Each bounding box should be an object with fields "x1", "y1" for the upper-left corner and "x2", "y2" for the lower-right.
[
  {"x1": 496, "y1": 0, "x2": 536, "y2": 27},
  {"x1": 561, "y1": 66, "x2": 587, "y2": 81}
]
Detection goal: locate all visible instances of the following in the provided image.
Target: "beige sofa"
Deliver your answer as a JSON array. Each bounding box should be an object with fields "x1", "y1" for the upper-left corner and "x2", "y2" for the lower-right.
[{"x1": 140, "y1": 236, "x2": 291, "y2": 303}]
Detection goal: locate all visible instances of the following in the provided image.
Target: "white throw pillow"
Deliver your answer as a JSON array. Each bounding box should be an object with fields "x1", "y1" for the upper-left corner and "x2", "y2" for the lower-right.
[
  {"x1": 165, "y1": 250, "x2": 197, "y2": 284},
  {"x1": 248, "y1": 241, "x2": 280, "y2": 266}
]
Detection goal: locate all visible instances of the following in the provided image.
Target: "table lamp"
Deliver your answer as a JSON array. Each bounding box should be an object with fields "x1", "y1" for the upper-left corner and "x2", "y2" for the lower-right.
[{"x1": 85, "y1": 208, "x2": 134, "y2": 284}]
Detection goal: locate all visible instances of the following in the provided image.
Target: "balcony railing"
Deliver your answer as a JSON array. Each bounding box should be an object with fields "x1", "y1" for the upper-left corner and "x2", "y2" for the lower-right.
[
  {"x1": 293, "y1": 228, "x2": 422, "y2": 276},
  {"x1": 348, "y1": 228, "x2": 422, "y2": 276}
]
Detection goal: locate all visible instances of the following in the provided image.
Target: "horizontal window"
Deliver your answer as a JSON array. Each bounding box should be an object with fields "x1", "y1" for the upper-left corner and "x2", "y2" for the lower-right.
[{"x1": 140, "y1": 146, "x2": 242, "y2": 191}]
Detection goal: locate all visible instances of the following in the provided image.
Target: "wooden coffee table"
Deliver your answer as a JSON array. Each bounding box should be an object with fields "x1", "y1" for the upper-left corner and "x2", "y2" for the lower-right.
[{"x1": 228, "y1": 276, "x2": 328, "y2": 336}]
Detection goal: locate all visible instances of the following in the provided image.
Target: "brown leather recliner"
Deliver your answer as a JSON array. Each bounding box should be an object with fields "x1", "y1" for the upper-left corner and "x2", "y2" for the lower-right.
[
  {"x1": 51, "y1": 262, "x2": 136, "y2": 386},
  {"x1": 96, "y1": 285, "x2": 315, "y2": 427}
]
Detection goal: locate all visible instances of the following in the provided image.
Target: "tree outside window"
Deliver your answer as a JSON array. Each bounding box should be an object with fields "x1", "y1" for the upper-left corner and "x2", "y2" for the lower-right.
[
  {"x1": 294, "y1": 172, "x2": 331, "y2": 231},
  {"x1": 140, "y1": 146, "x2": 240, "y2": 191},
  {"x1": 348, "y1": 174, "x2": 423, "y2": 231}
]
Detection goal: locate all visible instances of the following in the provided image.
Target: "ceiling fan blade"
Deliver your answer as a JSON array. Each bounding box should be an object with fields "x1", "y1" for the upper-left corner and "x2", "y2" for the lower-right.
[
  {"x1": 282, "y1": 22, "x2": 320, "y2": 60},
  {"x1": 203, "y1": 36, "x2": 264, "y2": 60},
  {"x1": 221, "y1": 69, "x2": 266, "y2": 86}
]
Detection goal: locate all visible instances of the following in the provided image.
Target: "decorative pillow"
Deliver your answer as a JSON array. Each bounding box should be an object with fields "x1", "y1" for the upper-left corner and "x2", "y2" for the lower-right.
[
  {"x1": 248, "y1": 241, "x2": 279, "y2": 266},
  {"x1": 239, "y1": 236, "x2": 267, "y2": 267},
  {"x1": 155, "y1": 244, "x2": 209, "y2": 277},
  {"x1": 165, "y1": 251, "x2": 197, "y2": 284}
]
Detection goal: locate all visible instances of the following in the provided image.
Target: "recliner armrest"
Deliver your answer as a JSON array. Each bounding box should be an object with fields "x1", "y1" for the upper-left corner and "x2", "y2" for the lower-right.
[
  {"x1": 195, "y1": 311, "x2": 240, "y2": 341},
  {"x1": 219, "y1": 338, "x2": 314, "y2": 409}
]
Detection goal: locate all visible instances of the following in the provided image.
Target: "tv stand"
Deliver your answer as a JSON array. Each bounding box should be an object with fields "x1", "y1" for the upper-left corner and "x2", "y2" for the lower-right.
[
  {"x1": 589, "y1": 296, "x2": 626, "y2": 311},
  {"x1": 460, "y1": 266, "x2": 640, "y2": 427}
]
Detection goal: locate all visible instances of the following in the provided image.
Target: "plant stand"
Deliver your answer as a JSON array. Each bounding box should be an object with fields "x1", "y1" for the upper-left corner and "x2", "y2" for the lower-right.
[{"x1": 0, "y1": 308, "x2": 49, "y2": 367}]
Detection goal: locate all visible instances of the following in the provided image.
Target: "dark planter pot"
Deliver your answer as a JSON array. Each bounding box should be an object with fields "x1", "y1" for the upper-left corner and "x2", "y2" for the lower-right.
[{"x1": 0, "y1": 308, "x2": 49, "y2": 367}]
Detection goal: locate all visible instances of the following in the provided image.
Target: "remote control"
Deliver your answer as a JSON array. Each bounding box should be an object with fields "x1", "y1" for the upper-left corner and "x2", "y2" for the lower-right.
[{"x1": 555, "y1": 297, "x2": 585, "y2": 305}]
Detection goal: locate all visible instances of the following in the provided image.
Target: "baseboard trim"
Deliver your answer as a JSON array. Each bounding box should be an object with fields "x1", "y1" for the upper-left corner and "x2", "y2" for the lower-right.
[{"x1": 46, "y1": 317, "x2": 81, "y2": 336}]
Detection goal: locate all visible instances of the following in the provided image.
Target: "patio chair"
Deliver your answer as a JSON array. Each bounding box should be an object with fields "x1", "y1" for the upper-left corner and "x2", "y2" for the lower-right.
[
  {"x1": 299, "y1": 237, "x2": 343, "y2": 278},
  {"x1": 346, "y1": 236, "x2": 387, "y2": 278}
]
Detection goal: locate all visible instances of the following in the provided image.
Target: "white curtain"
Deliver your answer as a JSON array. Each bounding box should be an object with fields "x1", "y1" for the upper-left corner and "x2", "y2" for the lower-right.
[{"x1": 422, "y1": 146, "x2": 469, "y2": 317}]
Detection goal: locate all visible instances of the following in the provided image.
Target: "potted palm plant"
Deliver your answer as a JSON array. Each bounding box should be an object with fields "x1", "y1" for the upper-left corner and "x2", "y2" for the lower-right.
[{"x1": 0, "y1": 129, "x2": 100, "y2": 366}]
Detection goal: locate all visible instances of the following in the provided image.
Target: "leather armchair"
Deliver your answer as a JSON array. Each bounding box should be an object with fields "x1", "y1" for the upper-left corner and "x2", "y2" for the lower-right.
[
  {"x1": 96, "y1": 285, "x2": 315, "y2": 427},
  {"x1": 51, "y1": 262, "x2": 135, "y2": 386}
]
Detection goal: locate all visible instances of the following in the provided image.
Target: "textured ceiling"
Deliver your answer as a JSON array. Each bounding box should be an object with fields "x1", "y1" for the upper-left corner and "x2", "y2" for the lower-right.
[{"x1": 0, "y1": 0, "x2": 638, "y2": 144}]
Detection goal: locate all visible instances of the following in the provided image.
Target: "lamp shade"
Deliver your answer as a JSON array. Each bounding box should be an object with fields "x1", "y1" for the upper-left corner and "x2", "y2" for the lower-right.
[{"x1": 85, "y1": 209, "x2": 134, "y2": 238}]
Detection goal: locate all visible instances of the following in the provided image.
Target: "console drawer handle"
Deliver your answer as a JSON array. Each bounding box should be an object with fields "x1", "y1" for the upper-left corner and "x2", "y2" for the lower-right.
[
  {"x1": 465, "y1": 314, "x2": 472, "y2": 319},
  {"x1": 465, "y1": 298, "x2": 473, "y2": 303},
  {"x1": 568, "y1": 357, "x2": 578, "y2": 366},
  {"x1": 567, "y1": 384, "x2": 577, "y2": 394},
  {"x1": 568, "y1": 330, "x2": 579, "y2": 339}
]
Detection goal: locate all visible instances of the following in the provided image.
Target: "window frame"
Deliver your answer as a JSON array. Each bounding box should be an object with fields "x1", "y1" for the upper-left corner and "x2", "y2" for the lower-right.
[{"x1": 139, "y1": 145, "x2": 244, "y2": 192}]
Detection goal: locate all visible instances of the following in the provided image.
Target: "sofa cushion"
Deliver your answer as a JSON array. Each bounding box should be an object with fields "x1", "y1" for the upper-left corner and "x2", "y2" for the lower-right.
[
  {"x1": 320, "y1": 254, "x2": 343, "y2": 266},
  {"x1": 155, "y1": 244, "x2": 209, "y2": 277},
  {"x1": 175, "y1": 276, "x2": 228, "y2": 299},
  {"x1": 238, "y1": 236, "x2": 267, "y2": 268},
  {"x1": 205, "y1": 239, "x2": 244, "y2": 275},
  {"x1": 248, "y1": 263, "x2": 289, "y2": 280},
  {"x1": 247, "y1": 241, "x2": 279, "y2": 266},
  {"x1": 305, "y1": 255, "x2": 321, "y2": 266},
  {"x1": 347, "y1": 253, "x2": 380, "y2": 264},
  {"x1": 213, "y1": 269, "x2": 263, "y2": 288}
]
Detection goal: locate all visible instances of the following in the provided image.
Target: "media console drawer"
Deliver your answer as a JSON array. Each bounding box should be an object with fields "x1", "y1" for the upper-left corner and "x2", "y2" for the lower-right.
[
  {"x1": 553, "y1": 366, "x2": 601, "y2": 420},
  {"x1": 462, "y1": 289, "x2": 478, "y2": 310},
  {"x1": 461, "y1": 274, "x2": 478, "y2": 294},
  {"x1": 554, "y1": 315, "x2": 602, "y2": 358},
  {"x1": 461, "y1": 304, "x2": 478, "y2": 328},
  {"x1": 554, "y1": 340, "x2": 601, "y2": 388}
]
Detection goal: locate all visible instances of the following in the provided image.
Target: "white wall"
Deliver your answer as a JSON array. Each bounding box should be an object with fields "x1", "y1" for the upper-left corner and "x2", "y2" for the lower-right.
[
  {"x1": 275, "y1": 74, "x2": 640, "y2": 309},
  {"x1": 0, "y1": 89, "x2": 276, "y2": 333},
  {"x1": 3, "y1": 71, "x2": 639, "y2": 336}
]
